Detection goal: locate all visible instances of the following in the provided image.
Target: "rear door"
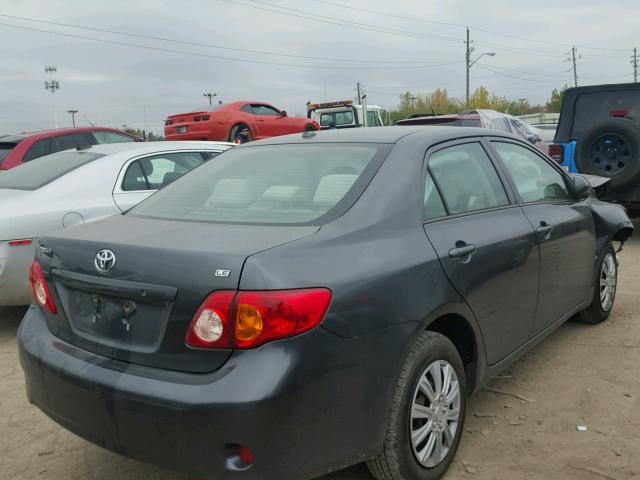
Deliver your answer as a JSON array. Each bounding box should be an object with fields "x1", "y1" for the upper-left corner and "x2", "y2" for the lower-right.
[
  {"x1": 489, "y1": 140, "x2": 595, "y2": 334},
  {"x1": 423, "y1": 140, "x2": 539, "y2": 364},
  {"x1": 112, "y1": 151, "x2": 207, "y2": 211}
]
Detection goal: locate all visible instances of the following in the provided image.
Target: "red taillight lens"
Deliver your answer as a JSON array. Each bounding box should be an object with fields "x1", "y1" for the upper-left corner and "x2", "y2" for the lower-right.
[
  {"x1": 549, "y1": 144, "x2": 564, "y2": 164},
  {"x1": 28, "y1": 260, "x2": 57, "y2": 314},
  {"x1": 186, "y1": 288, "x2": 331, "y2": 349},
  {"x1": 202, "y1": 115, "x2": 210, "y2": 121},
  {"x1": 609, "y1": 109, "x2": 627, "y2": 118},
  {"x1": 8, "y1": 239, "x2": 32, "y2": 246}
]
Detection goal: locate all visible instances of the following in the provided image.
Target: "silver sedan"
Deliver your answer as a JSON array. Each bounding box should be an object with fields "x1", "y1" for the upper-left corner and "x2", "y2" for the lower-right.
[{"x1": 0, "y1": 141, "x2": 233, "y2": 305}]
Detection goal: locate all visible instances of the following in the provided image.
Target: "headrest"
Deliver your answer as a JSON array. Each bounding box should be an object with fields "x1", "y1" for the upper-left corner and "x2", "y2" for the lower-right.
[
  {"x1": 313, "y1": 174, "x2": 357, "y2": 206},
  {"x1": 206, "y1": 179, "x2": 254, "y2": 207},
  {"x1": 261, "y1": 185, "x2": 302, "y2": 203}
]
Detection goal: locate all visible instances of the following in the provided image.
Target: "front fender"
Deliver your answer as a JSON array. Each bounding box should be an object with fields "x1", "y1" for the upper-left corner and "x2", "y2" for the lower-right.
[{"x1": 589, "y1": 198, "x2": 634, "y2": 242}]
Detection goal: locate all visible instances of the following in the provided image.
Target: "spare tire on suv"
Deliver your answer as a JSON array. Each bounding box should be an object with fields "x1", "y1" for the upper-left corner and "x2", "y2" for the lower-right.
[{"x1": 575, "y1": 117, "x2": 640, "y2": 190}]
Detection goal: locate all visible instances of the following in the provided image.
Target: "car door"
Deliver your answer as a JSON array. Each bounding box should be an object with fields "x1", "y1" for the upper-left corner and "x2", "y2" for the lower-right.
[
  {"x1": 251, "y1": 104, "x2": 285, "y2": 137},
  {"x1": 112, "y1": 151, "x2": 206, "y2": 211},
  {"x1": 423, "y1": 140, "x2": 540, "y2": 365},
  {"x1": 489, "y1": 140, "x2": 595, "y2": 335}
]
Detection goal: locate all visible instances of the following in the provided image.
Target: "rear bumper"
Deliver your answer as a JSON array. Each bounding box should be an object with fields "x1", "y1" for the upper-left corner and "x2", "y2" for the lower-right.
[
  {"x1": 0, "y1": 242, "x2": 35, "y2": 305},
  {"x1": 19, "y1": 305, "x2": 416, "y2": 479}
]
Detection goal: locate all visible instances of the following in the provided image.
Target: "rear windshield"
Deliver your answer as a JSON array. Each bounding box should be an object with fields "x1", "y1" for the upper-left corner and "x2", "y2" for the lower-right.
[
  {"x1": 320, "y1": 111, "x2": 354, "y2": 127},
  {"x1": 572, "y1": 90, "x2": 640, "y2": 139},
  {"x1": 0, "y1": 150, "x2": 103, "y2": 190},
  {"x1": 0, "y1": 142, "x2": 17, "y2": 165},
  {"x1": 130, "y1": 143, "x2": 389, "y2": 225}
]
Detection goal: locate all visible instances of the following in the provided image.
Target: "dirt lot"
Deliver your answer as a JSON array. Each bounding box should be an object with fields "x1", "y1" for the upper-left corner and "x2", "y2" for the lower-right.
[{"x1": 2, "y1": 238, "x2": 639, "y2": 480}]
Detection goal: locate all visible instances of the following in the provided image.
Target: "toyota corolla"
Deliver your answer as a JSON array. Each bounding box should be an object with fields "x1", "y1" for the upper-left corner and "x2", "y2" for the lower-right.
[{"x1": 19, "y1": 127, "x2": 632, "y2": 480}]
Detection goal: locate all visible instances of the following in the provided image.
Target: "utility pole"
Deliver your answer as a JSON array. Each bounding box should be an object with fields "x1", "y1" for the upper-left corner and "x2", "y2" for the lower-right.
[
  {"x1": 356, "y1": 82, "x2": 362, "y2": 105},
  {"x1": 465, "y1": 27, "x2": 472, "y2": 108},
  {"x1": 203, "y1": 92, "x2": 216, "y2": 106},
  {"x1": 567, "y1": 46, "x2": 579, "y2": 87},
  {"x1": 632, "y1": 47, "x2": 638, "y2": 83},
  {"x1": 66, "y1": 109, "x2": 78, "y2": 127},
  {"x1": 410, "y1": 96, "x2": 417, "y2": 113},
  {"x1": 44, "y1": 66, "x2": 60, "y2": 128}
]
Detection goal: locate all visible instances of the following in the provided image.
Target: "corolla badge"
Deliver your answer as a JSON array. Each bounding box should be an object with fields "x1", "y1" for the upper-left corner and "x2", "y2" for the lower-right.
[{"x1": 94, "y1": 249, "x2": 116, "y2": 273}]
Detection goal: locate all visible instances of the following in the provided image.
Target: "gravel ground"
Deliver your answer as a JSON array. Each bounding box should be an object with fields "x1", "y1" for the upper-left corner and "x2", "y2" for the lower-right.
[{"x1": 1, "y1": 237, "x2": 639, "y2": 480}]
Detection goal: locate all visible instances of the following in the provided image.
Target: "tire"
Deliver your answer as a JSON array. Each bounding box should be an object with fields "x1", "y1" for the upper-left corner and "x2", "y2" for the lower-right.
[
  {"x1": 575, "y1": 118, "x2": 640, "y2": 190},
  {"x1": 575, "y1": 243, "x2": 617, "y2": 324},
  {"x1": 367, "y1": 331, "x2": 467, "y2": 480},
  {"x1": 304, "y1": 124, "x2": 317, "y2": 132},
  {"x1": 228, "y1": 123, "x2": 252, "y2": 142}
]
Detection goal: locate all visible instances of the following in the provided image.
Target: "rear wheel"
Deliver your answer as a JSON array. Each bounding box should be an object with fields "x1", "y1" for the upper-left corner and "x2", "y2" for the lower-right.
[
  {"x1": 228, "y1": 123, "x2": 252, "y2": 143},
  {"x1": 575, "y1": 243, "x2": 617, "y2": 324},
  {"x1": 367, "y1": 331, "x2": 466, "y2": 480}
]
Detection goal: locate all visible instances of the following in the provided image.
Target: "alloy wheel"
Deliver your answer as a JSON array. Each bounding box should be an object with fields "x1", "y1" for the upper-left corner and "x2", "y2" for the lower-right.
[
  {"x1": 409, "y1": 360, "x2": 461, "y2": 468},
  {"x1": 600, "y1": 253, "x2": 617, "y2": 311}
]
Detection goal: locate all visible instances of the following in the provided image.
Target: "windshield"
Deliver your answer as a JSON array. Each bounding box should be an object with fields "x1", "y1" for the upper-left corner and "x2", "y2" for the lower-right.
[
  {"x1": 130, "y1": 143, "x2": 388, "y2": 225},
  {"x1": 0, "y1": 150, "x2": 103, "y2": 190},
  {"x1": 320, "y1": 111, "x2": 354, "y2": 127}
]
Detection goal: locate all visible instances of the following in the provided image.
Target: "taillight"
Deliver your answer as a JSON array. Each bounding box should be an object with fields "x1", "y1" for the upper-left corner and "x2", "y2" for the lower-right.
[
  {"x1": 28, "y1": 260, "x2": 57, "y2": 314},
  {"x1": 194, "y1": 115, "x2": 202, "y2": 121},
  {"x1": 609, "y1": 109, "x2": 627, "y2": 118},
  {"x1": 186, "y1": 288, "x2": 331, "y2": 349},
  {"x1": 8, "y1": 239, "x2": 32, "y2": 246},
  {"x1": 202, "y1": 115, "x2": 210, "y2": 121},
  {"x1": 549, "y1": 144, "x2": 564, "y2": 164}
]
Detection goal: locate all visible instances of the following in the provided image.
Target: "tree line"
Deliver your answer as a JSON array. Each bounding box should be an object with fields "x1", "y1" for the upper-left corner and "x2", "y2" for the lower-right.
[{"x1": 388, "y1": 85, "x2": 568, "y2": 124}]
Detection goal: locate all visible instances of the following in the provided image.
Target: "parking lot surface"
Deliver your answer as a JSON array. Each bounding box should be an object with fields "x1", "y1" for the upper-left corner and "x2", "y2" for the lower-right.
[{"x1": 1, "y1": 237, "x2": 639, "y2": 480}]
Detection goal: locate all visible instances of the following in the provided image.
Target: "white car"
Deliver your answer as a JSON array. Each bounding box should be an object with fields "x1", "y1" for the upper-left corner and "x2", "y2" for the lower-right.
[{"x1": 0, "y1": 141, "x2": 233, "y2": 305}]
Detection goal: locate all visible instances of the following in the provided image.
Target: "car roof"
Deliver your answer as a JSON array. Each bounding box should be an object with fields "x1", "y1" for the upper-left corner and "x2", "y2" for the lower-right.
[
  {"x1": 237, "y1": 126, "x2": 517, "y2": 146},
  {"x1": 1, "y1": 126, "x2": 135, "y2": 140},
  {"x1": 75, "y1": 141, "x2": 235, "y2": 156}
]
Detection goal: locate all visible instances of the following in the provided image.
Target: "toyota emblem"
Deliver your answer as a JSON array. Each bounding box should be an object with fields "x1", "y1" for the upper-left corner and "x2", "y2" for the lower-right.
[{"x1": 94, "y1": 249, "x2": 116, "y2": 274}]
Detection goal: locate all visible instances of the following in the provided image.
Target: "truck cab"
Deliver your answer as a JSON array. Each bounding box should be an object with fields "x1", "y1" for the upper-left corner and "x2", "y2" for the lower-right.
[{"x1": 306, "y1": 100, "x2": 384, "y2": 130}]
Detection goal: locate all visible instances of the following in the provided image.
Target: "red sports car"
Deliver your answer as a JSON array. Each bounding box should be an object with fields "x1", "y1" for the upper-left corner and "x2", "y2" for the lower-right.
[
  {"x1": 164, "y1": 101, "x2": 319, "y2": 142},
  {"x1": 0, "y1": 127, "x2": 141, "y2": 170}
]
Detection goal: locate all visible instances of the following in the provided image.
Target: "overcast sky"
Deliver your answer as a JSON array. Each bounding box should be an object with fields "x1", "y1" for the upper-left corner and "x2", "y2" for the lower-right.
[{"x1": 1, "y1": 0, "x2": 639, "y2": 135}]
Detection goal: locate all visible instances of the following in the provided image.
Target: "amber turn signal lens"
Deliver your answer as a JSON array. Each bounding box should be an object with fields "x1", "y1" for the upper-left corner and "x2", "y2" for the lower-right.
[{"x1": 235, "y1": 303, "x2": 264, "y2": 341}]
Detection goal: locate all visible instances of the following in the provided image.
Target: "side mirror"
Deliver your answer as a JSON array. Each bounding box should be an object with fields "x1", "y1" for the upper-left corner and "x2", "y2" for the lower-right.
[
  {"x1": 571, "y1": 174, "x2": 593, "y2": 198},
  {"x1": 527, "y1": 134, "x2": 541, "y2": 144},
  {"x1": 281, "y1": 110, "x2": 288, "y2": 117}
]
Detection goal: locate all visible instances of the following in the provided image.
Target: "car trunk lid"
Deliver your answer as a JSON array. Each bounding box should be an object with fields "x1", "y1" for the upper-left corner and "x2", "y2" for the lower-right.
[{"x1": 37, "y1": 215, "x2": 318, "y2": 373}]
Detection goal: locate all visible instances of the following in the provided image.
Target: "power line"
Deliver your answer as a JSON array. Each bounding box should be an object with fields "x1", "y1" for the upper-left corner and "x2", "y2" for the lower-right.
[
  {"x1": 0, "y1": 13, "x2": 461, "y2": 65},
  {"x1": 220, "y1": 0, "x2": 463, "y2": 43},
  {"x1": 307, "y1": 0, "x2": 630, "y2": 53},
  {"x1": 475, "y1": 63, "x2": 566, "y2": 83},
  {"x1": 0, "y1": 21, "x2": 463, "y2": 70}
]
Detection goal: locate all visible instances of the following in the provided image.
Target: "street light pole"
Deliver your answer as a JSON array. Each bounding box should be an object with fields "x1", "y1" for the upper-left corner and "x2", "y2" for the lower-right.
[
  {"x1": 465, "y1": 29, "x2": 496, "y2": 108},
  {"x1": 410, "y1": 96, "x2": 417, "y2": 114},
  {"x1": 67, "y1": 109, "x2": 78, "y2": 128},
  {"x1": 203, "y1": 92, "x2": 217, "y2": 106}
]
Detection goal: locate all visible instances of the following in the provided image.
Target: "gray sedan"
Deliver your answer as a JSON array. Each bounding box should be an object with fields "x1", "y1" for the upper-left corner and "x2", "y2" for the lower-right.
[
  {"x1": 0, "y1": 141, "x2": 232, "y2": 305},
  {"x1": 19, "y1": 127, "x2": 632, "y2": 480}
]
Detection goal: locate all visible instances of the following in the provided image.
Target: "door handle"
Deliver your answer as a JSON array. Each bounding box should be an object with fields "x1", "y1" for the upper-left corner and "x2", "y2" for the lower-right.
[
  {"x1": 536, "y1": 221, "x2": 553, "y2": 240},
  {"x1": 449, "y1": 242, "x2": 476, "y2": 259}
]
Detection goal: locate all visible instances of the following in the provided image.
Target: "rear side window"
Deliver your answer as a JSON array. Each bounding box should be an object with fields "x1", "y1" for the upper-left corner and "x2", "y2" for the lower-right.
[
  {"x1": 92, "y1": 131, "x2": 136, "y2": 144},
  {"x1": 424, "y1": 172, "x2": 447, "y2": 220},
  {"x1": 492, "y1": 142, "x2": 569, "y2": 203},
  {"x1": 122, "y1": 152, "x2": 205, "y2": 191},
  {"x1": 130, "y1": 144, "x2": 388, "y2": 225},
  {"x1": 428, "y1": 143, "x2": 509, "y2": 215},
  {"x1": 23, "y1": 138, "x2": 52, "y2": 162},
  {"x1": 240, "y1": 104, "x2": 253, "y2": 114},
  {"x1": 0, "y1": 151, "x2": 103, "y2": 190},
  {"x1": 0, "y1": 142, "x2": 18, "y2": 165},
  {"x1": 252, "y1": 105, "x2": 281, "y2": 116},
  {"x1": 55, "y1": 133, "x2": 93, "y2": 151}
]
